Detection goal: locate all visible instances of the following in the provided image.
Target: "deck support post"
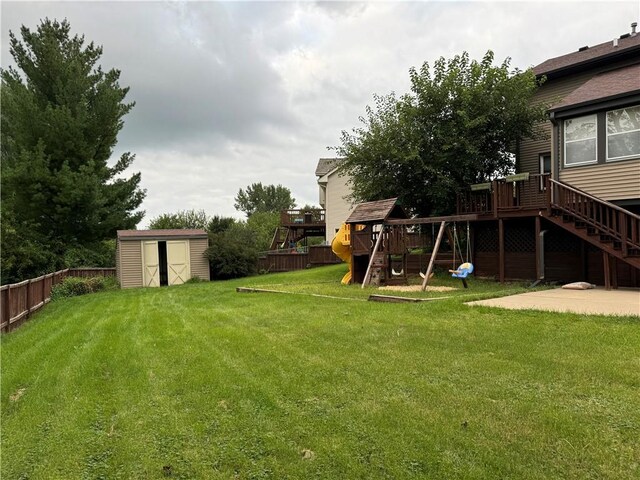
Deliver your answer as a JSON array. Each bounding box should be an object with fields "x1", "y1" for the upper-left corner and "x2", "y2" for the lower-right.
[
  {"x1": 535, "y1": 216, "x2": 541, "y2": 280},
  {"x1": 498, "y1": 219, "x2": 505, "y2": 284},
  {"x1": 603, "y1": 251, "x2": 611, "y2": 290},
  {"x1": 580, "y1": 241, "x2": 588, "y2": 282},
  {"x1": 611, "y1": 256, "x2": 618, "y2": 290}
]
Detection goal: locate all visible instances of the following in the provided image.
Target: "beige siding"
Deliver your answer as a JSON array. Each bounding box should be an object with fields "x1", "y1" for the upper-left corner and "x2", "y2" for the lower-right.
[
  {"x1": 519, "y1": 57, "x2": 640, "y2": 177},
  {"x1": 520, "y1": 71, "x2": 600, "y2": 175},
  {"x1": 115, "y1": 241, "x2": 121, "y2": 285},
  {"x1": 324, "y1": 170, "x2": 355, "y2": 242},
  {"x1": 189, "y1": 238, "x2": 210, "y2": 281},
  {"x1": 559, "y1": 159, "x2": 640, "y2": 201},
  {"x1": 318, "y1": 184, "x2": 326, "y2": 208},
  {"x1": 119, "y1": 240, "x2": 143, "y2": 288}
]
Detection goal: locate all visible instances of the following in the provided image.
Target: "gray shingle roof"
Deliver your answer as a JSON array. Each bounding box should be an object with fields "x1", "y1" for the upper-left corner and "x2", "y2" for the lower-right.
[
  {"x1": 533, "y1": 33, "x2": 640, "y2": 77},
  {"x1": 550, "y1": 63, "x2": 640, "y2": 111},
  {"x1": 345, "y1": 197, "x2": 407, "y2": 224},
  {"x1": 315, "y1": 158, "x2": 344, "y2": 177},
  {"x1": 117, "y1": 229, "x2": 208, "y2": 240}
]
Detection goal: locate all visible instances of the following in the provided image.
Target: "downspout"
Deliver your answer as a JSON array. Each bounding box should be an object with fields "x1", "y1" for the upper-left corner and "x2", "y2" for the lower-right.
[
  {"x1": 548, "y1": 111, "x2": 559, "y2": 179},
  {"x1": 548, "y1": 111, "x2": 559, "y2": 205}
]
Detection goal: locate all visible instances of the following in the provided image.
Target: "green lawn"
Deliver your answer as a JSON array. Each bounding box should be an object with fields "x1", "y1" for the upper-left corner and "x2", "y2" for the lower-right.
[{"x1": 2, "y1": 265, "x2": 639, "y2": 479}]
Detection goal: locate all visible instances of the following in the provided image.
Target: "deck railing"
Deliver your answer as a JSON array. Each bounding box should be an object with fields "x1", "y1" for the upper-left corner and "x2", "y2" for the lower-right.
[
  {"x1": 457, "y1": 174, "x2": 550, "y2": 215},
  {"x1": 280, "y1": 209, "x2": 325, "y2": 226},
  {"x1": 457, "y1": 189, "x2": 492, "y2": 214},
  {"x1": 549, "y1": 178, "x2": 640, "y2": 256}
]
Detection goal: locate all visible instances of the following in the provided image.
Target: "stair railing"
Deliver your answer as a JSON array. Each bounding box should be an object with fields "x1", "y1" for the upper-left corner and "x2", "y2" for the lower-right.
[{"x1": 548, "y1": 178, "x2": 640, "y2": 256}]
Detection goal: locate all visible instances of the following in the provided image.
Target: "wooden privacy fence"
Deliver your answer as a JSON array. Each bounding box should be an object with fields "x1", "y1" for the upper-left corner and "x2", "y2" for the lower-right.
[
  {"x1": 258, "y1": 245, "x2": 341, "y2": 273},
  {"x1": 1, "y1": 268, "x2": 116, "y2": 333}
]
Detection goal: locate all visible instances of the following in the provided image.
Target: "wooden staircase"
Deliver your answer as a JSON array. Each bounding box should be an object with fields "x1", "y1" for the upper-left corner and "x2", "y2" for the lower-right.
[
  {"x1": 269, "y1": 226, "x2": 314, "y2": 251},
  {"x1": 269, "y1": 227, "x2": 290, "y2": 250},
  {"x1": 546, "y1": 179, "x2": 640, "y2": 270}
]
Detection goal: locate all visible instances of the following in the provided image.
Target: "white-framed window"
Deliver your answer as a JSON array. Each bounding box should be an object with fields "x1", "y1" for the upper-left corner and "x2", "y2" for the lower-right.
[
  {"x1": 564, "y1": 114, "x2": 597, "y2": 166},
  {"x1": 606, "y1": 105, "x2": 640, "y2": 161},
  {"x1": 539, "y1": 153, "x2": 551, "y2": 190}
]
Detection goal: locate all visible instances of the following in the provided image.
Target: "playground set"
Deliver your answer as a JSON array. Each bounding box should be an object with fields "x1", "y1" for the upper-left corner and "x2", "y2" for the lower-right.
[{"x1": 331, "y1": 198, "x2": 476, "y2": 290}]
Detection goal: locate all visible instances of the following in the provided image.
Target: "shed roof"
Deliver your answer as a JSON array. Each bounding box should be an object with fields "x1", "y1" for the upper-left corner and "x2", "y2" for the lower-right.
[
  {"x1": 315, "y1": 157, "x2": 343, "y2": 177},
  {"x1": 117, "y1": 229, "x2": 208, "y2": 240},
  {"x1": 345, "y1": 197, "x2": 407, "y2": 224},
  {"x1": 533, "y1": 33, "x2": 640, "y2": 77},
  {"x1": 550, "y1": 64, "x2": 640, "y2": 112}
]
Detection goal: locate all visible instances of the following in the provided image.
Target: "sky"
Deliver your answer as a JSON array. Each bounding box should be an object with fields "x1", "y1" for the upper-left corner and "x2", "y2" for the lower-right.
[{"x1": 2, "y1": 1, "x2": 639, "y2": 226}]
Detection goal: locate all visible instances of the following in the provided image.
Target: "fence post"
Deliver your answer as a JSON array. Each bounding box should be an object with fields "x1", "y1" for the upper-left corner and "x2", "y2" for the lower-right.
[
  {"x1": 26, "y1": 279, "x2": 32, "y2": 319},
  {"x1": 6, "y1": 284, "x2": 12, "y2": 330}
]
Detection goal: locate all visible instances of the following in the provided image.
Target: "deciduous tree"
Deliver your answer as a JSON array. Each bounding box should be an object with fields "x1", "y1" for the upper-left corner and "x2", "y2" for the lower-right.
[
  {"x1": 234, "y1": 183, "x2": 295, "y2": 217},
  {"x1": 335, "y1": 51, "x2": 548, "y2": 216},
  {"x1": 148, "y1": 209, "x2": 210, "y2": 230}
]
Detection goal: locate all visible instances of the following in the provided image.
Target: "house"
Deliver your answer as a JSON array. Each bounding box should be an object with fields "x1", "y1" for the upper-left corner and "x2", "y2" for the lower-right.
[
  {"x1": 518, "y1": 22, "x2": 640, "y2": 211},
  {"x1": 116, "y1": 229, "x2": 210, "y2": 288},
  {"x1": 315, "y1": 158, "x2": 355, "y2": 242},
  {"x1": 456, "y1": 23, "x2": 640, "y2": 287}
]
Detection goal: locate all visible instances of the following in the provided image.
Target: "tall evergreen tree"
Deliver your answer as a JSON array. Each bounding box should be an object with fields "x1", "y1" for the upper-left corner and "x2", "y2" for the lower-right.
[{"x1": 1, "y1": 19, "x2": 145, "y2": 282}]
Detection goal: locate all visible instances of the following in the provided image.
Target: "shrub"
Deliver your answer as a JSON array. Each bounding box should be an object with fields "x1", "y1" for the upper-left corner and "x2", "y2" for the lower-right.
[
  {"x1": 63, "y1": 240, "x2": 116, "y2": 268},
  {"x1": 206, "y1": 223, "x2": 258, "y2": 280},
  {"x1": 51, "y1": 275, "x2": 118, "y2": 300},
  {"x1": 185, "y1": 276, "x2": 205, "y2": 284}
]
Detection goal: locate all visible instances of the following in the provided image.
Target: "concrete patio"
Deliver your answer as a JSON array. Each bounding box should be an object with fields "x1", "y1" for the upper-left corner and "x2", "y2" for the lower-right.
[{"x1": 467, "y1": 287, "x2": 640, "y2": 317}]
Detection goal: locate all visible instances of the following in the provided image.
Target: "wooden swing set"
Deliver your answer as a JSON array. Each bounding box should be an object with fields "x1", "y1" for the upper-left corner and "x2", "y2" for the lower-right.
[{"x1": 360, "y1": 216, "x2": 475, "y2": 290}]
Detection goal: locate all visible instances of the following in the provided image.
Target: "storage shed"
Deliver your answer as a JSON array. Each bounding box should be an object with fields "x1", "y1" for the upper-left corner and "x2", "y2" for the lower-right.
[{"x1": 116, "y1": 229, "x2": 210, "y2": 288}]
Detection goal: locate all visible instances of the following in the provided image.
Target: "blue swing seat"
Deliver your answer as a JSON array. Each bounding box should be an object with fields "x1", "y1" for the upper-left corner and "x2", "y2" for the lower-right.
[
  {"x1": 450, "y1": 262, "x2": 473, "y2": 288},
  {"x1": 450, "y1": 262, "x2": 474, "y2": 279}
]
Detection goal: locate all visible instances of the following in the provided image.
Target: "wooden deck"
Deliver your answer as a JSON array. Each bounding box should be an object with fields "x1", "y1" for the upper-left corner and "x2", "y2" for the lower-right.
[
  {"x1": 280, "y1": 209, "x2": 326, "y2": 227},
  {"x1": 456, "y1": 174, "x2": 640, "y2": 284},
  {"x1": 457, "y1": 174, "x2": 550, "y2": 218}
]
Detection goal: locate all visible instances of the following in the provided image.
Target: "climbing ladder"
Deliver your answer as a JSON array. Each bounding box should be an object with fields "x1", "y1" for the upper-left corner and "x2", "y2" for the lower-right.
[{"x1": 361, "y1": 227, "x2": 386, "y2": 288}]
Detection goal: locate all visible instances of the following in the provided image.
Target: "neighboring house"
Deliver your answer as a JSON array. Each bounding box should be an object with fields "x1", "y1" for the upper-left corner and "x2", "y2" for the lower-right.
[
  {"x1": 518, "y1": 23, "x2": 640, "y2": 211},
  {"x1": 315, "y1": 157, "x2": 355, "y2": 242}
]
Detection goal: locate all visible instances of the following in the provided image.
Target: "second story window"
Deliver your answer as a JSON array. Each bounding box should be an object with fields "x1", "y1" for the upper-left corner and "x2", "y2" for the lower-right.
[
  {"x1": 607, "y1": 105, "x2": 640, "y2": 161},
  {"x1": 564, "y1": 114, "x2": 597, "y2": 166}
]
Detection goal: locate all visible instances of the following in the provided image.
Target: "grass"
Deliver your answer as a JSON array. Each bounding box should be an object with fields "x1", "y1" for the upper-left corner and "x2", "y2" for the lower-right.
[{"x1": 2, "y1": 265, "x2": 639, "y2": 479}]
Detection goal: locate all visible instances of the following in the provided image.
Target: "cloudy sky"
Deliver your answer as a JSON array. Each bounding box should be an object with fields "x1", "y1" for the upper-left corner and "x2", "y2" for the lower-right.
[{"x1": 2, "y1": 1, "x2": 638, "y2": 225}]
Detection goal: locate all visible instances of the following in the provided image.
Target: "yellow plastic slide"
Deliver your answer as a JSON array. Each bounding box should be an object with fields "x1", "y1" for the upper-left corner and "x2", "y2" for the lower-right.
[{"x1": 331, "y1": 223, "x2": 352, "y2": 284}]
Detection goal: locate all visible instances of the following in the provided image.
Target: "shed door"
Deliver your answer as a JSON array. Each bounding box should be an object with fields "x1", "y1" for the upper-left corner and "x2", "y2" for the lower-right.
[
  {"x1": 167, "y1": 240, "x2": 190, "y2": 286},
  {"x1": 142, "y1": 241, "x2": 160, "y2": 287}
]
